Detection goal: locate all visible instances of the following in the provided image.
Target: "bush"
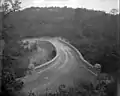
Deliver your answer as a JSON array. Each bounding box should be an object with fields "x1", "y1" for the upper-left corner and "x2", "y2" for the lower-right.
[
  {"x1": 1, "y1": 67, "x2": 24, "y2": 93},
  {"x1": 26, "y1": 74, "x2": 111, "y2": 96}
]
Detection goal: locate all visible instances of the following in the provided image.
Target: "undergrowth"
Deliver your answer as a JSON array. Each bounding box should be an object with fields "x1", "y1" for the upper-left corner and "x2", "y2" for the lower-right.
[{"x1": 27, "y1": 74, "x2": 113, "y2": 96}]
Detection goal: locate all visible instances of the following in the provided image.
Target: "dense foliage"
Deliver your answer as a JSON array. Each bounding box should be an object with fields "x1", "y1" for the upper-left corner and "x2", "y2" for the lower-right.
[
  {"x1": 27, "y1": 75, "x2": 112, "y2": 96},
  {"x1": 0, "y1": 2, "x2": 119, "y2": 96},
  {"x1": 1, "y1": 0, "x2": 24, "y2": 95}
]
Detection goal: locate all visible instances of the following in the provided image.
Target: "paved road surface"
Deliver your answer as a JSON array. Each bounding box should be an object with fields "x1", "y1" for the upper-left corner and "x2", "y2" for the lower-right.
[{"x1": 20, "y1": 37, "x2": 97, "y2": 95}]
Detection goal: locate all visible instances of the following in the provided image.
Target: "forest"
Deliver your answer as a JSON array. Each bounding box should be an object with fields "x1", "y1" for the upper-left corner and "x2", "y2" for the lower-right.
[{"x1": 0, "y1": 3, "x2": 120, "y2": 96}]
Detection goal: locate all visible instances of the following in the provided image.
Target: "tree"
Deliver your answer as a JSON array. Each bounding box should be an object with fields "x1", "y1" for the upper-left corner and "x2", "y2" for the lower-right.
[
  {"x1": 110, "y1": 8, "x2": 119, "y2": 15},
  {"x1": 1, "y1": 0, "x2": 21, "y2": 43},
  {"x1": 0, "y1": 0, "x2": 21, "y2": 14},
  {"x1": 1, "y1": 0, "x2": 23, "y2": 95}
]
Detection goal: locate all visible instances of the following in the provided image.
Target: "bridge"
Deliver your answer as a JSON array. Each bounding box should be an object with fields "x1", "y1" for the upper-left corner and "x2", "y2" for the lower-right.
[{"x1": 19, "y1": 37, "x2": 98, "y2": 95}]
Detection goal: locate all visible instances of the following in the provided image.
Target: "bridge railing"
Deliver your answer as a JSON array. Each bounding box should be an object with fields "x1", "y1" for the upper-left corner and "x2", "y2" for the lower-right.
[
  {"x1": 57, "y1": 37, "x2": 98, "y2": 76},
  {"x1": 34, "y1": 39, "x2": 59, "y2": 71},
  {"x1": 35, "y1": 55, "x2": 60, "y2": 73}
]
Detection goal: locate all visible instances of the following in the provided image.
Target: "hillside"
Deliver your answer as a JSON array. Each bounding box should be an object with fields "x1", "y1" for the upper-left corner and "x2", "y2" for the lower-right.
[
  {"x1": 1, "y1": 6, "x2": 119, "y2": 68},
  {"x1": 1, "y1": 7, "x2": 120, "y2": 96}
]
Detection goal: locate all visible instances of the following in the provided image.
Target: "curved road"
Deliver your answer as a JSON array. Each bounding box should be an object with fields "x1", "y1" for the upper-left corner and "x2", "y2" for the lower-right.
[{"x1": 20, "y1": 37, "x2": 98, "y2": 95}]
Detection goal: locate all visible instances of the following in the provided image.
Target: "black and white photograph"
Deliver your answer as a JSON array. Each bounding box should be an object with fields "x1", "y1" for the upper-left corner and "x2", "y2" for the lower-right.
[{"x1": 0, "y1": 0, "x2": 119, "y2": 96}]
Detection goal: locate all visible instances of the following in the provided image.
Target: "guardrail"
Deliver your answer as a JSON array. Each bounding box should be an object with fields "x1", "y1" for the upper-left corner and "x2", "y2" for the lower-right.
[
  {"x1": 57, "y1": 38, "x2": 97, "y2": 76},
  {"x1": 34, "y1": 39, "x2": 59, "y2": 70},
  {"x1": 35, "y1": 55, "x2": 60, "y2": 72}
]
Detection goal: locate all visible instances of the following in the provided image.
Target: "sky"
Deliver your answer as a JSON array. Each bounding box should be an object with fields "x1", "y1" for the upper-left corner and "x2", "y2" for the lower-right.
[
  {"x1": 20, "y1": 0, "x2": 119, "y2": 12},
  {"x1": 0, "y1": 0, "x2": 119, "y2": 12}
]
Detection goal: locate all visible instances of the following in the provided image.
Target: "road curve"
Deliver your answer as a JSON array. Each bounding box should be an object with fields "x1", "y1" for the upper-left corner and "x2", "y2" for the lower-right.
[{"x1": 20, "y1": 37, "x2": 98, "y2": 95}]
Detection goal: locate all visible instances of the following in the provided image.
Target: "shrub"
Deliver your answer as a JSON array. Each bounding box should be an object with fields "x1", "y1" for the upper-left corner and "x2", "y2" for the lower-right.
[
  {"x1": 1, "y1": 67, "x2": 24, "y2": 93},
  {"x1": 26, "y1": 72, "x2": 114, "y2": 96}
]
